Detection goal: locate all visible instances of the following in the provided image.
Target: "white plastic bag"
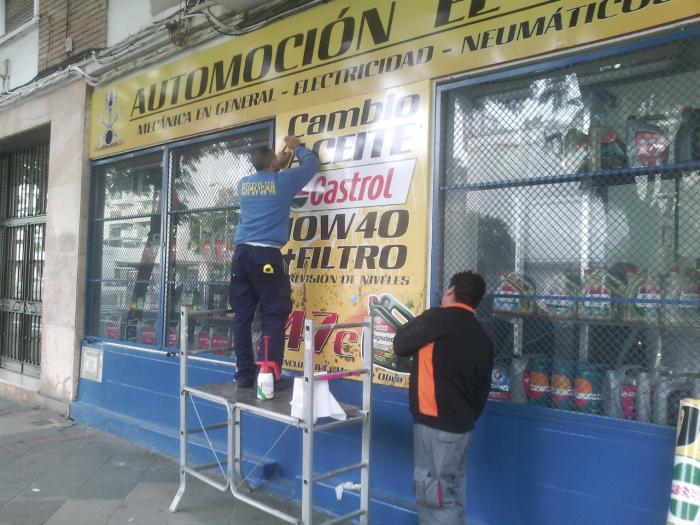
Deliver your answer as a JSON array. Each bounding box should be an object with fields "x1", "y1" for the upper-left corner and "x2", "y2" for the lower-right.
[{"x1": 290, "y1": 377, "x2": 346, "y2": 422}]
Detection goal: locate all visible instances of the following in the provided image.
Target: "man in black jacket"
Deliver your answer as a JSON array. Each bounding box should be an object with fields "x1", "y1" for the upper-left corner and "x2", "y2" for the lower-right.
[{"x1": 394, "y1": 271, "x2": 493, "y2": 525}]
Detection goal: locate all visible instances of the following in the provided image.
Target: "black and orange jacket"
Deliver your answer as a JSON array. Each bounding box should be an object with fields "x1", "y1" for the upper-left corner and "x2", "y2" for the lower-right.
[{"x1": 393, "y1": 304, "x2": 494, "y2": 434}]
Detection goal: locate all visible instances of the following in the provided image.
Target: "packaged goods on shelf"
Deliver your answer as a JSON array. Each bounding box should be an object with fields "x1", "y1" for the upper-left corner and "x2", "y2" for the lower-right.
[
  {"x1": 574, "y1": 362, "x2": 606, "y2": 415},
  {"x1": 589, "y1": 125, "x2": 627, "y2": 171},
  {"x1": 526, "y1": 355, "x2": 550, "y2": 407},
  {"x1": 579, "y1": 268, "x2": 623, "y2": 320},
  {"x1": 489, "y1": 357, "x2": 511, "y2": 401},
  {"x1": 550, "y1": 360, "x2": 575, "y2": 411},
  {"x1": 627, "y1": 114, "x2": 675, "y2": 168},
  {"x1": 675, "y1": 107, "x2": 700, "y2": 163},
  {"x1": 625, "y1": 269, "x2": 662, "y2": 322},
  {"x1": 493, "y1": 273, "x2": 536, "y2": 314},
  {"x1": 538, "y1": 273, "x2": 578, "y2": 318},
  {"x1": 664, "y1": 268, "x2": 700, "y2": 324},
  {"x1": 602, "y1": 365, "x2": 643, "y2": 420}
]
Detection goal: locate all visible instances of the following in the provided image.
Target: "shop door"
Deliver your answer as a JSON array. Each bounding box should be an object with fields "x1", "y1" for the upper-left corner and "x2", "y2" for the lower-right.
[{"x1": 0, "y1": 143, "x2": 48, "y2": 377}]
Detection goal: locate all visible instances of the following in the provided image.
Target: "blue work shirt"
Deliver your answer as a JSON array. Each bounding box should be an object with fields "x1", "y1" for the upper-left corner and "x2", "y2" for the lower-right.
[{"x1": 234, "y1": 146, "x2": 320, "y2": 247}]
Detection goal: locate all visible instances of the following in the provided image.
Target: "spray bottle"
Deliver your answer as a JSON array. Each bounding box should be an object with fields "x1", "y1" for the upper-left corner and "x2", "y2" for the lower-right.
[{"x1": 256, "y1": 336, "x2": 281, "y2": 400}]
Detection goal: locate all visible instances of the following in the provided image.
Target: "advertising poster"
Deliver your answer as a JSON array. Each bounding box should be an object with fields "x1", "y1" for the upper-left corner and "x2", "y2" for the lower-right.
[
  {"x1": 89, "y1": 0, "x2": 699, "y2": 158},
  {"x1": 277, "y1": 81, "x2": 430, "y2": 388}
]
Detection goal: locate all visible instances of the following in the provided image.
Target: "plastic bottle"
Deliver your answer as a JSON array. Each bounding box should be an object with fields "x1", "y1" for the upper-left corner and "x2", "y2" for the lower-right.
[
  {"x1": 663, "y1": 268, "x2": 700, "y2": 324},
  {"x1": 550, "y1": 359, "x2": 574, "y2": 411},
  {"x1": 602, "y1": 365, "x2": 642, "y2": 419},
  {"x1": 256, "y1": 336, "x2": 279, "y2": 400},
  {"x1": 510, "y1": 355, "x2": 530, "y2": 404},
  {"x1": 539, "y1": 273, "x2": 577, "y2": 318},
  {"x1": 635, "y1": 371, "x2": 653, "y2": 423},
  {"x1": 493, "y1": 273, "x2": 536, "y2": 314},
  {"x1": 489, "y1": 357, "x2": 511, "y2": 401},
  {"x1": 579, "y1": 269, "x2": 622, "y2": 320},
  {"x1": 628, "y1": 270, "x2": 662, "y2": 322},
  {"x1": 574, "y1": 362, "x2": 605, "y2": 415},
  {"x1": 527, "y1": 356, "x2": 550, "y2": 407},
  {"x1": 674, "y1": 107, "x2": 700, "y2": 163}
]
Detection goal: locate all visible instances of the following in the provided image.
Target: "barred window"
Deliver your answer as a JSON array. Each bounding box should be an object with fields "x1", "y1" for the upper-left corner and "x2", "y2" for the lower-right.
[{"x1": 438, "y1": 33, "x2": 700, "y2": 426}]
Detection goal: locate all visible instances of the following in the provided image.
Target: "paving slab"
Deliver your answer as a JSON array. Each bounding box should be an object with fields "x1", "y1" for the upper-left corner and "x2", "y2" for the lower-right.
[{"x1": 0, "y1": 395, "x2": 334, "y2": 525}]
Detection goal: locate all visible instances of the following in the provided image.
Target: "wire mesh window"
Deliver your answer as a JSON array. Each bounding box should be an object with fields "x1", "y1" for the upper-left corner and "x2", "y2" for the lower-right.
[
  {"x1": 86, "y1": 153, "x2": 163, "y2": 344},
  {"x1": 165, "y1": 129, "x2": 269, "y2": 351},
  {"x1": 86, "y1": 125, "x2": 271, "y2": 351},
  {"x1": 439, "y1": 33, "x2": 700, "y2": 426}
]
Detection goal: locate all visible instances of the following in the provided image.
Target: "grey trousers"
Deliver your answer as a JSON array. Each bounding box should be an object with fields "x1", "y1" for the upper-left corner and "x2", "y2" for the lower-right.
[{"x1": 413, "y1": 423, "x2": 472, "y2": 525}]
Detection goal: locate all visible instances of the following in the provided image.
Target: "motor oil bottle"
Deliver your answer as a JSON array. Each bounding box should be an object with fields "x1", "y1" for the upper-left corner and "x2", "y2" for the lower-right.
[
  {"x1": 635, "y1": 371, "x2": 653, "y2": 423},
  {"x1": 493, "y1": 273, "x2": 536, "y2": 314},
  {"x1": 627, "y1": 115, "x2": 672, "y2": 168},
  {"x1": 527, "y1": 355, "x2": 550, "y2": 407},
  {"x1": 539, "y1": 273, "x2": 578, "y2": 318},
  {"x1": 369, "y1": 293, "x2": 415, "y2": 373},
  {"x1": 489, "y1": 357, "x2": 512, "y2": 401},
  {"x1": 510, "y1": 355, "x2": 530, "y2": 404},
  {"x1": 674, "y1": 107, "x2": 700, "y2": 163},
  {"x1": 664, "y1": 268, "x2": 700, "y2": 324},
  {"x1": 574, "y1": 362, "x2": 605, "y2": 415},
  {"x1": 589, "y1": 125, "x2": 627, "y2": 171},
  {"x1": 579, "y1": 269, "x2": 622, "y2": 320},
  {"x1": 550, "y1": 359, "x2": 574, "y2": 411},
  {"x1": 602, "y1": 365, "x2": 641, "y2": 419},
  {"x1": 627, "y1": 270, "x2": 662, "y2": 322}
]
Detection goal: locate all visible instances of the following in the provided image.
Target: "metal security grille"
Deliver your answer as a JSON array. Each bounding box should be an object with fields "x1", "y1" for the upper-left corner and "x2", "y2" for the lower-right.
[
  {"x1": 166, "y1": 129, "x2": 269, "y2": 351},
  {"x1": 0, "y1": 142, "x2": 49, "y2": 377},
  {"x1": 86, "y1": 152, "x2": 164, "y2": 345},
  {"x1": 439, "y1": 33, "x2": 700, "y2": 426},
  {"x1": 86, "y1": 125, "x2": 271, "y2": 351}
]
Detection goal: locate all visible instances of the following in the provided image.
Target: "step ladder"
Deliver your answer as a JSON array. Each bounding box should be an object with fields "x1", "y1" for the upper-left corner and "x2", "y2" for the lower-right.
[{"x1": 169, "y1": 306, "x2": 372, "y2": 525}]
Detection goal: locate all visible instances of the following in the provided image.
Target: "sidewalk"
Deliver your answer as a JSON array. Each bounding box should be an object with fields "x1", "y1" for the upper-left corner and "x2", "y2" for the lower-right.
[{"x1": 0, "y1": 395, "x2": 318, "y2": 525}]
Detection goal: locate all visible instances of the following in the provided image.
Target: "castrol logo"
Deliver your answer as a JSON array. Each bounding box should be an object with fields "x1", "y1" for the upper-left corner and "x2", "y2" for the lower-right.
[{"x1": 292, "y1": 159, "x2": 414, "y2": 211}]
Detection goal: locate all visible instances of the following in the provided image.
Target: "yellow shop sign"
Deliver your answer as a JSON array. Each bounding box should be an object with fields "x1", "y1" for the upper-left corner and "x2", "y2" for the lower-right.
[{"x1": 90, "y1": 0, "x2": 699, "y2": 157}]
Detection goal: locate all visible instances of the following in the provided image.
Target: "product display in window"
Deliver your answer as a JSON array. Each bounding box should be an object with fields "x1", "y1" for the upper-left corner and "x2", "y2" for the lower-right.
[{"x1": 444, "y1": 36, "x2": 700, "y2": 426}]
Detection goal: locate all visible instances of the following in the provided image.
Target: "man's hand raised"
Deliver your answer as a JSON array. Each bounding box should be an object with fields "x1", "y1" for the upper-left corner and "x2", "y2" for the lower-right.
[{"x1": 283, "y1": 135, "x2": 302, "y2": 150}]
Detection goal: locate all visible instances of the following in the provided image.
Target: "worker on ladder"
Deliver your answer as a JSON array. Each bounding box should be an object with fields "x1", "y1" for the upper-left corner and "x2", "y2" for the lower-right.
[{"x1": 229, "y1": 135, "x2": 320, "y2": 389}]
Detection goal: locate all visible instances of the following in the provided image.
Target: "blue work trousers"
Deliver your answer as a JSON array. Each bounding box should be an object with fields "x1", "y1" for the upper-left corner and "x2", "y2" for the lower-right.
[{"x1": 229, "y1": 244, "x2": 292, "y2": 382}]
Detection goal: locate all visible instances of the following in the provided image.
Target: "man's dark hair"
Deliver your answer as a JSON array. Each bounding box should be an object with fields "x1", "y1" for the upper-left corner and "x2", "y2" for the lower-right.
[
  {"x1": 449, "y1": 271, "x2": 486, "y2": 307},
  {"x1": 251, "y1": 146, "x2": 276, "y2": 171}
]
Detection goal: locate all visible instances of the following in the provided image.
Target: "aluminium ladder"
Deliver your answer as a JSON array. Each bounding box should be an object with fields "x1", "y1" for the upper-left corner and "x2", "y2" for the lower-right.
[{"x1": 169, "y1": 306, "x2": 372, "y2": 525}]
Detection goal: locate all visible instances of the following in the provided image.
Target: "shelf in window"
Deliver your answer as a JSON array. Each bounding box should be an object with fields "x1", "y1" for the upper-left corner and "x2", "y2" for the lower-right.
[
  {"x1": 491, "y1": 310, "x2": 700, "y2": 330},
  {"x1": 442, "y1": 160, "x2": 700, "y2": 192}
]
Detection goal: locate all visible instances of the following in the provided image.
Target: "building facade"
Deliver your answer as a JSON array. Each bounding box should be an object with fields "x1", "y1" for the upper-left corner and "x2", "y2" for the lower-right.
[{"x1": 2, "y1": 1, "x2": 700, "y2": 524}]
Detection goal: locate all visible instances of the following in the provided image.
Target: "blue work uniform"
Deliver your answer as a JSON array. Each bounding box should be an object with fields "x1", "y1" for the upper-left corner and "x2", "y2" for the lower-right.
[{"x1": 229, "y1": 146, "x2": 320, "y2": 383}]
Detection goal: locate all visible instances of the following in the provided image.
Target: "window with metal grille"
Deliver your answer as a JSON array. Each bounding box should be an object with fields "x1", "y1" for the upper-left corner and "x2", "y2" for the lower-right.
[
  {"x1": 437, "y1": 32, "x2": 700, "y2": 427},
  {"x1": 86, "y1": 124, "x2": 271, "y2": 350},
  {"x1": 3, "y1": 0, "x2": 34, "y2": 34}
]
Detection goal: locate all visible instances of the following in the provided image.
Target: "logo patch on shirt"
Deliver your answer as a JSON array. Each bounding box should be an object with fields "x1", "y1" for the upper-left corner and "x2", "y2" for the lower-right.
[{"x1": 241, "y1": 181, "x2": 276, "y2": 196}]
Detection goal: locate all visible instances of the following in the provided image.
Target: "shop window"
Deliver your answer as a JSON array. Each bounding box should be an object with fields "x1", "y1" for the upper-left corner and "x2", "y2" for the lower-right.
[
  {"x1": 86, "y1": 125, "x2": 271, "y2": 351},
  {"x1": 438, "y1": 34, "x2": 700, "y2": 426},
  {"x1": 165, "y1": 131, "x2": 268, "y2": 350}
]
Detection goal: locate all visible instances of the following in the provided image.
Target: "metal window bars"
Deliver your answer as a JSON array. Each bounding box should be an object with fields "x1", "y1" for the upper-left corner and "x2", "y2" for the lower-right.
[{"x1": 170, "y1": 306, "x2": 372, "y2": 525}]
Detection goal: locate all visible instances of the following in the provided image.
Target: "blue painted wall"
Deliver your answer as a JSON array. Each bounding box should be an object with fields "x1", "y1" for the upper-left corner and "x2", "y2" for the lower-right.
[{"x1": 72, "y1": 343, "x2": 675, "y2": 524}]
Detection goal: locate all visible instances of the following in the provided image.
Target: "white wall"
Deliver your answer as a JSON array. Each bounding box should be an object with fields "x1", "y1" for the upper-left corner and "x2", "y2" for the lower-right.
[
  {"x1": 0, "y1": 23, "x2": 39, "y2": 90},
  {"x1": 107, "y1": 0, "x2": 154, "y2": 47}
]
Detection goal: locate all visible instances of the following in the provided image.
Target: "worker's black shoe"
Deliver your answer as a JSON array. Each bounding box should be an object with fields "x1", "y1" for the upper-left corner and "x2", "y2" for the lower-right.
[
  {"x1": 235, "y1": 377, "x2": 254, "y2": 388},
  {"x1": 274, "y1": 377, "x2": 294, "y2": 392}
]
